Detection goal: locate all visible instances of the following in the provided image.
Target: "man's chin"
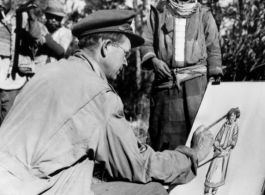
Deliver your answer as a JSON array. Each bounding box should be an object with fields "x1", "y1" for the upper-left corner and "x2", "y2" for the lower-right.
[
  {"x1": 47, "y1": 25, "x2": 60, "y2": 33},
  {"x1": 108, "y1": 75, "x2": 117, "y2": 80}
]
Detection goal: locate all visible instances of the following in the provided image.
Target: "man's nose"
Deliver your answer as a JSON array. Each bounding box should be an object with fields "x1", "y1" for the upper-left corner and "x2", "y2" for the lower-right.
[{"x1": 123, "y1": 57, "x2": 128, "y2": 66}]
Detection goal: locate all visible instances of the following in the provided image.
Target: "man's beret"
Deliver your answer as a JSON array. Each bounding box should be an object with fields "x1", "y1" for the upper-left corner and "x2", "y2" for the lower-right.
[{"x1": 72, "y1": 10, "x2": 145, "y2": 48}]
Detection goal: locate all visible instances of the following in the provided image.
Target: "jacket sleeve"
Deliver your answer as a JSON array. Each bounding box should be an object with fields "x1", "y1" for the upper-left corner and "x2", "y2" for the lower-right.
[
  {"x1": 37, "y1": 23, "x2": 65, "y2": 60},
  {"x1": 140, "y1": 7, "x2": 157, "y2": 70},
  {"x1": 97, "y1": 91, "x2": 198, "y2": 185},
  {"x1": 44, "y1": 34, "x2": 65, "y2": 60},
  {"x1": 203, "y1": 10, "x2": 223, "y2": 77}
]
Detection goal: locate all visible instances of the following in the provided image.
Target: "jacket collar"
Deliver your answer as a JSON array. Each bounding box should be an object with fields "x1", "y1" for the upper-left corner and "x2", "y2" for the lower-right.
[{"x1": 73, "y1": 49, "x2": 108, "y2": 84}]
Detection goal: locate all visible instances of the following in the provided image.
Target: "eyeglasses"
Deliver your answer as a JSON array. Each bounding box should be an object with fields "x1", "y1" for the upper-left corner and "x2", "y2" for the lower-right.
[{"x1": 113, "y1": 45, "x2": 131, "y2": 59}]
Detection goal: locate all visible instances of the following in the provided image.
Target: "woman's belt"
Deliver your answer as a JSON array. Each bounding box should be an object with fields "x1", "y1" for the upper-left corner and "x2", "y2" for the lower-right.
[{"x1": 155, "y1": 65, "x2": 207, "y2": 90}]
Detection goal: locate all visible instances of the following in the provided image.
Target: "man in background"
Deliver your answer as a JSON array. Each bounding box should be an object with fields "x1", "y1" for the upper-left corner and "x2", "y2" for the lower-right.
[
  {"x1": 27, "y1": 0, "x2": 72, "y2": 73},
  {"x1": 0, "y1": 0, "x2": 42, "y2": 124},
  {"x1": 44, "y1": 0, "x2": 72, "y2": 63}
]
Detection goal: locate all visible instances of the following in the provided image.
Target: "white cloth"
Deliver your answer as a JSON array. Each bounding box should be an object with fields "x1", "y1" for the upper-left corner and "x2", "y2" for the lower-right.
[
  {"x1": 0, "y1": 57, "x2": 26, "y2": 90},
  {"x1": 174, "y1": 18, "x2": 186, "y2": 63},
  {"x1": 50, "y1": 26, "x2": 72, "y2": 62}
]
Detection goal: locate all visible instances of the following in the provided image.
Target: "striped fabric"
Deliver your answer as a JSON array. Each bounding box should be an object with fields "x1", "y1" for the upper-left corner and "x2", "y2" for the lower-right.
[
  {"x1": 0, "y1": 25, "x2": 11, "y2": 57},
  {"x1": 0, "y1": 11, "x2": 27, "y2": 90}
]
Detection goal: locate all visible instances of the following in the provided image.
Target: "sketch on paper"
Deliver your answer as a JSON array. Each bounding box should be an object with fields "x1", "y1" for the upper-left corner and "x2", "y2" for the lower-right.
[
  {"x1": 203, "y1": 108, "x2": 240, "y2": 195},
  {"x1": 169, "y1": 82, "x2": 265, "y2": 195}
]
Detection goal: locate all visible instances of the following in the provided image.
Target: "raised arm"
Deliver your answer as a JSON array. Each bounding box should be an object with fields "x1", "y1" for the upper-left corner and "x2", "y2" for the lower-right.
[{"x1": 96, "y1": 92, "x2": 213, "y2": 185}]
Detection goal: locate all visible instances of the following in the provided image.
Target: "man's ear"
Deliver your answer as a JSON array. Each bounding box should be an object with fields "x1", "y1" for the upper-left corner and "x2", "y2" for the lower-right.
[{"x1": 101, "y1": 40, "x2": 112, "y2": 58}]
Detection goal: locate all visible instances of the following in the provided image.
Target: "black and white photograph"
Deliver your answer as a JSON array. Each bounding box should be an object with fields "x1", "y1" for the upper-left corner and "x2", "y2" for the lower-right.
[{"x1": 0, "y1": 0, "x2": 264, "y2": 194}]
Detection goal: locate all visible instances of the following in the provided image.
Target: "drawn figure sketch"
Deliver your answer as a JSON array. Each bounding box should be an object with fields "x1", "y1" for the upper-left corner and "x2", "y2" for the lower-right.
[{"x1": 204, "y1": 108, "x2": 240, "y2": 195}]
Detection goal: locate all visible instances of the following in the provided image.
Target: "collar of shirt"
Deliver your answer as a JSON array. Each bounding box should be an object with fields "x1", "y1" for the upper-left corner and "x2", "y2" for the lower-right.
[{"x1": 74, "y1": 49, "x2": 108, "y2": 84}]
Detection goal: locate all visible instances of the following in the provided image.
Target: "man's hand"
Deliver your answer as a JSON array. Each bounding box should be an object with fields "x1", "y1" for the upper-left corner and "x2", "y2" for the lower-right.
[
  {"x1": 0, "y1": 0, "x2": 4, "y2": 8},
  {"x1": 209, "y1": 74, "x2": 222, "y2": 85},
  {"x1": 27, "y1": 9, "x2": 36, "y2": 21},
  {"x1": 152, "y1": 57, "x2": 172, "y2": 79},
  {"x1": 191, "y1": 125, "x2": 214, "y2": 163},
  {"x1": 0, "y1": 0, "x2": 6, "y2": 12}
]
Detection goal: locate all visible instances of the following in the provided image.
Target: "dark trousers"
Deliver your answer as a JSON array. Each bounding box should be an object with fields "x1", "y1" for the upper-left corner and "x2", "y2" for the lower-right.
[
  {"x1": 91, "y1": 182, "x2": 168, "y2": 195},
  {"x1": 0, "y1": 88, "x2": 20, "y2": 125}
]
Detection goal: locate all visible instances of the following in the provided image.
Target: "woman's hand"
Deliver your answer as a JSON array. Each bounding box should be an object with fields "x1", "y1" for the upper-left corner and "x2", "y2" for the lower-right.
[{"x1": 152, "y1": 57, "x2": 172, "y2": 79}]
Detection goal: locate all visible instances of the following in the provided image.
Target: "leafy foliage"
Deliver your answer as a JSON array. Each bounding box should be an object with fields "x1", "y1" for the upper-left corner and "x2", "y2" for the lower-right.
[
  {"x1": 84, "y1": 0, "x2": 127, "y2": 13},
  {"x1": 219, "y1": 0, "x2": 265, "y2": 81}
]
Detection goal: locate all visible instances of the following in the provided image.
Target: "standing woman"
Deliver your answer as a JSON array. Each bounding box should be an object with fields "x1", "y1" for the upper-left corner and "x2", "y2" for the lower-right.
[{"x1": 140, "y1": 0, "x2": 223, "y2": 151}]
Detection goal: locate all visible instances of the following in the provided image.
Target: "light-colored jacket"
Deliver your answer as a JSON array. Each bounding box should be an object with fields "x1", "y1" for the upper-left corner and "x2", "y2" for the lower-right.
[{"x1": 0, "y1": 50, "x2": 198, "y2": 195}]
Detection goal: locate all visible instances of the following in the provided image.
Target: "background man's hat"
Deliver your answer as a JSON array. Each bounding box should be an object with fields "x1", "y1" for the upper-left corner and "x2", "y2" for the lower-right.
[
  {"x1": 45, "y1": 0, "x2": 66, "y2": 17},
  {"x1": 72, "y1": 10, "x2": 145, "y2": 48}
]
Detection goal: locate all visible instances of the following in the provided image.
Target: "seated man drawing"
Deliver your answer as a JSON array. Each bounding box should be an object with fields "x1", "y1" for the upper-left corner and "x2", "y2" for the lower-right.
[{"x1": 0, "y1": 9, "x2": 214, "y2": 195}]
